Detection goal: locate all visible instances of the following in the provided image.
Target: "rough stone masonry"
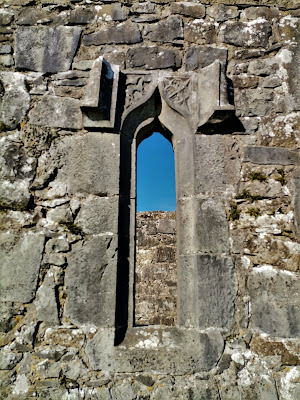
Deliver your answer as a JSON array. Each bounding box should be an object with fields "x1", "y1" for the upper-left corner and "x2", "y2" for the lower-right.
[{"x1": 0, "y1": 0, "x2": 299, "y2": 399}]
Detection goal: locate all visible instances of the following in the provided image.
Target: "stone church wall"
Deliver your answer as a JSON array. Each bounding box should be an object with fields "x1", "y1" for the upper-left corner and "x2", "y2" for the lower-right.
[
  {"x1": 0, "y1": 0, "x2": 299, "y2": 399},
  {"x1": 135, "y1": 211, "x2": 177, "y2": 326}
]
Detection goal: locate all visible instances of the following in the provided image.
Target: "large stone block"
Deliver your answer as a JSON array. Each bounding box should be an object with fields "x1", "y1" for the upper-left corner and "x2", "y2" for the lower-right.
[
  {"x1": 29, "y1": 95, "x2": 82, "y2": 129},
  {"x1": 170, "y1": 2, "x2": 205, "y2": 18},
  {"x1": 33, "y1": 133, "x2": 120, "y2": 198},
  {"x1": 83, "y1": 21, "x2": 141, "y2": 45},
  {"x1": 293, "y1": 170, "x2": 300, "y2": 237},
  {"x1": 144, "y1": 16, "x2": 183, "y2": 44},
  {"x1": 194, "y1": 135, "x2": 241, "y2": 194},
  {"x1": 175, "y1": 137, "x2": 195, "y2": 198},
  {"x1": 75, "y1": 196, "x2": 119, "y2": 235},
  {"x1": 178, "y1": 197, "x2": 230, "y2": 256},
  {"x1": 16, "y1": 7, "x2": 52, "y2": 25},
  {"x1": 0, "y1": 132, "x2": 36, "y2": 209},
  {"x1": 35, "y1": 271, "x2": 59, "y2": 325},
  {"x1": 185, "y1": 46, "x2": 227, "y2": 71},
  {"x1": 233, "y1": 88, "x2": 282, "y2": 117},
  {"x1": 65, "y1": 235, "x2": 118, "y2": 327},
  {"x1": 249, "y1": 266, "x2": 300, "y2": 337},
  {"x1": 220, "y1": 21, "x2": 272, "y2": 48},
  {"x1": 0, "y1": 72, "x2": 30, "y2": 130},
  {"x1": 0, "y1": 232, "x2": 45, "y2": 303},
  {"x1": 184, "y1": 20, "x2": 217, "y2": 44},
  {"x1": 127, "y1": 46, "x2": 181, "y2": 69},
  {"x1": 243, "y1": 146, "x2": 299, "y2": 165},
  {"x1": 15, "y1": 26, "x2": 82, "y2": 73},
  {"x1": 207, "y1": 4, "x2": 239, "y2": 21},
  {"x1": 0, "y1": 9, "x2": 14, "y2": 26},
  {"x1": 196, "y1": 255, "x2": 236, "y2": 329},
  {"x1": 66, "y1": 133, "x2": 120, "y2": 196},
  {"x1": 85, "y1": 326, "x2": 224, "y2": 374},
  {"x1": 178, "y1": 255, "x2": 237, "y2": 329}
]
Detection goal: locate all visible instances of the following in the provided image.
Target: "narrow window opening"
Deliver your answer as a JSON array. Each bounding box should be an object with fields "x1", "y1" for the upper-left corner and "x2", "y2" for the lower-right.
[{"x1": 135, "y1": 132, "x2": 177, "y2": 326}]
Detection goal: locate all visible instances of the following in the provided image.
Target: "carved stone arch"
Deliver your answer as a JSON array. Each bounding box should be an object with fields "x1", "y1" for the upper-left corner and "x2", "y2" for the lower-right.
[
  {"x1": 116, "y1": 87, "x2": 194, "y2": 341},
  {"x1": 84, "y1": 56, "x2": 242, "y2": 374}
]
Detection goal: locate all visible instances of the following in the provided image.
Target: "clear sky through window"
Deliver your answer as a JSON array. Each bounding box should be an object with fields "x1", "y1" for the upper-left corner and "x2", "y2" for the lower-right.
[{"x1": 137, "y1": 132, "x2": 176, "y2": 212}]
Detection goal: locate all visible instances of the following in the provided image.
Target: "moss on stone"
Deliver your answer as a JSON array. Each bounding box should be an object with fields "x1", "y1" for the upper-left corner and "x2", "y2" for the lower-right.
[
  {"x1": 246, "y1": 207, "x2": 261, "y2": 218},
  {"x1": 61, "y1": 222, "x2": 84, "y2": 236},
  {"x1": 227, "y1": 203, "x2": 241, "y2": 221},
  {"x1": 237, "y1": 189, "x2": 263, "y2": 202},
  {"x1": 275, "y1": 169, "x2": 287, "y2": 186},
  {"x1": 0, "y1": 201, "x2": 27, "y2": 212},
  {"x1": 249, "y1": 171, "x2": 267, "y2": 182},
  {"x1": 0, "y1": 122, "x2": 10, "y2": 132}
]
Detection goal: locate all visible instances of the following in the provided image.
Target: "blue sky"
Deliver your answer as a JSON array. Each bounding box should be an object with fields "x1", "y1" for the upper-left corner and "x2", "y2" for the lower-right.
[{"x1": 137, "y1": 132, "x2": 176, "y2": 211}]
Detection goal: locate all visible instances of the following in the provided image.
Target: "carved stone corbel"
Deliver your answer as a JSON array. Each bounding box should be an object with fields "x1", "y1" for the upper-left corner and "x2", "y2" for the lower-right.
[
  {"x1": 81, "y1": 56, "x2": 119, "y2": 129},
  {"x1": 197, "y1": 60, "x2": 239, "y2": 134}
]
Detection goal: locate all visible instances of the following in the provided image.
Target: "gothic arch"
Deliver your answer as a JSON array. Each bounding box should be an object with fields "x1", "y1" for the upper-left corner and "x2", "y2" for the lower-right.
[{"x1": 83, "y1": 56, "x2": 243, "y2": 373}]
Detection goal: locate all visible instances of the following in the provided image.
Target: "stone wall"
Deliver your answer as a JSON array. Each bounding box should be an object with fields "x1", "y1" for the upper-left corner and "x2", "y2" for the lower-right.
[
  {"x1": 135, "y1": 211, "x2": 177, "y2": 326},
  {"x1": 0, "y1": 0, "x2": 299, "y2": 399}
]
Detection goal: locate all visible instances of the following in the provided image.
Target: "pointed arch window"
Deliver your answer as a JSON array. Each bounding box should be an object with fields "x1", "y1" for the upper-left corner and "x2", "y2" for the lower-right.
[{"x1": 135, "y1": 132, "x2": 177, "y2": 326}]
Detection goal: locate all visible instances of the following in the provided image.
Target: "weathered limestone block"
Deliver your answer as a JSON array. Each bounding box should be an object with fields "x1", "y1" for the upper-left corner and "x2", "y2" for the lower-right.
[
  {"x1": 130, "y1": 2, "x2": 157, "y2": 14},
  {"x1": 44, "y1": 327, "x2": 85, "y2": 347},
  {"x1": 0, "y1": 232, "x2": 45, "y2": 303},
  {"x1": 249, "y1": 266, "x2": 300, "y2": 337},
  {"x1": 75, "y1": 196, "x2": 118, "y2": 235},
  {"x1": 127, "y1": 46, "x2": 181, "y2": 69},
  {"x1": 83, "y1": 21, "x2": 141, "y2": 45},
  {"x1": 0, "y1": 55, "x2": 14, "y2": 67},
  {"x1": 36, "y1": 359, "x2": 61, "y2": 379},
  {"x1": 35, "y1": 272, "x2": 59, "y2": 325},
  {"x1": 184, "y1": 19, "x2": 217, "y2": 44},
  {"x1": 66, "y1": 133, "x2": 120, "y2": 196},
  {"x1": 46, "y1": 204, "x2": 72, "y2": 224},
  {"x1": 160, "y1": 379, "x2": 220, "y2": 400},
  {"x1": 240, "y1": 6, "x2": 280, "y2": 20},
  {"x1": 0, "y1": 72, "x2": 30, "y2": 130},
  {"x1": 170, "y1": 2, "x2": 205, "y2": 18},
  {"x1": 0, "y1": 44, "x2": 11, "y2": 54},
  {"x1": 85, "y1": 326, "x2": 224, "y2": 373},
  {"x1": 29, "y1": 95, "x2": 82, "y2": 129},
  {"x1": 284, "y1": 46, "x2": 300, "y2": 111},
  {"x1": 275, "y1": 16, "x2": 299, "y2": 45},
  {"x1": 244, "y1": 146, "x2": 299, "y2": 165},
  {"x1": 16, "y1": 7, "x2": 53, "y2": 25},
  {"x1": 0, "y1": 9, "x2": 14, "y2": 26},
  {"x1": 207, "y1": 4, "x2": 239, "y2": 21},
  {"x1": 219, "y1": 355, "x2": 279, "y2": 400},
  {"x1": 234, "y1": 88, "x2": 281, "y2": 117},
  {"x1": 144, "y1": 16, "x2": 183, "y2": 43},
  {"x1": 248, "y1": 58, "x2": 279, "y2": 76},
  {"x1": 33, "y1": 133, "x2": 120, "y2": 198},
  {"x1": 220, "y1": 20, "x2": 272, "y2": 48},
  {"x1": 178, "y1": 255, "x2": 237, "y2": 329},
  {"x1": 293, "y1": 170, "x2": 300, "y2": 237},
  {"x1": 69, "y1": 7, "x2": 96, "y2": 24},
  {"x1": 96, "y1": 3, "x2": 125, "y2": 21},
  {"x1": 185, "y1": 46, "x2": 227, "y2": 70},
  {"x1": 194, "y1": 135, "x2": 241, "y2": 194},
  {"x1": 15, "y1": 26, "x2": 82, "y2": 72},
  {"x1": 0, "y1": 347, "x2": 22, "y2": 370},
  {"x1": 65, "y1": 236, "x2": 118, "y2": 327},
  {"x1": 0, "y1": 132, "x2": 36, "y2": 209},
  {"x1": 251, "y1": 335, "x2": 300, "y2": 365},
  {"x1": 178, "y1": 197, "x2": 230, "y2": 255},
  {"x1": 276, "y1": 366, "x2": 300, "y2": 400}
]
